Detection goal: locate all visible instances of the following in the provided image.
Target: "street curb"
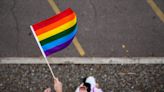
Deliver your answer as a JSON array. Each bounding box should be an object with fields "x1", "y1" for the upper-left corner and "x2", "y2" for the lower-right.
[{"x1": 0, "y1": 57, "x2": 164, "y2": 64}]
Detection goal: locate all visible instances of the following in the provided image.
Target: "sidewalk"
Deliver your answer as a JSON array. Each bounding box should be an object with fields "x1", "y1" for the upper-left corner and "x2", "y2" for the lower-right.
[{"x1": 0, "y1": 64, "x2": 163, "y2": 92}]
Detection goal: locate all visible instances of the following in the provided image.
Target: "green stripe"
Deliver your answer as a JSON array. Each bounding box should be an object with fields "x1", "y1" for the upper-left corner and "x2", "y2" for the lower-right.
[{"x1": 40, "y1": 23, "x2": 77, "y2": 46}]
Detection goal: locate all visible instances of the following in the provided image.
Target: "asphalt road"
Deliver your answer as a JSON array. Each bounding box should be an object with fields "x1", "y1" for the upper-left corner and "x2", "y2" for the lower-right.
[{"x1": 0, "y1": 0, "x2": 164, "y2": 57}]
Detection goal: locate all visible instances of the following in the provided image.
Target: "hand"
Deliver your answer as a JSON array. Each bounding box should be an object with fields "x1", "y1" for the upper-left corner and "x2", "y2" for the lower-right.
[
  {"x1": 54, "y1": 78, "x2": 62, "y2": 92},
  {"x1": 44, "y1": 88, "x2": 51, "y2": 92}
]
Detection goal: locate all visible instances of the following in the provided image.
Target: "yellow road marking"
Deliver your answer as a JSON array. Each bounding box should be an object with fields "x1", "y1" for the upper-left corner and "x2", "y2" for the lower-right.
[
  {"x1": 47, "y1": 0, "x2": 60, "y2": 14},
  {"x1": 147, "y1": 0, "x2": 164, "y2": 22},
  {"x1": 72, "y1": 37, "x2": 85, "y2": 56},
  {"x1": 47, "y1": 0, "x2": 86, "y2": 56}
]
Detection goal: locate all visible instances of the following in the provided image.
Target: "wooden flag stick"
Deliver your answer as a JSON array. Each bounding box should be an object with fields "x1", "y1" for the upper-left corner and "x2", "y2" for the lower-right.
[
  {"x1": 43, "y1": 56, "x2": 56, "y2": 80},
  {"x1": 47, "y1": 0, "x2": 86, "y2": 56},
  {"x1": 30, "y1": 26, "x2": 56, "y2": 80}
]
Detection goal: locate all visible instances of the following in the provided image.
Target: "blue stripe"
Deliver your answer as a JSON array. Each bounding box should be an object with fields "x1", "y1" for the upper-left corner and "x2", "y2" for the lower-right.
[{"x1": 42, "y1": 26, "x2": 78, "y2": 51}]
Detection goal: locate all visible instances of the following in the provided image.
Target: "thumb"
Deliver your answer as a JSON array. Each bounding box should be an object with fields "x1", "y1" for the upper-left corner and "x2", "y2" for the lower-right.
[{"x1": 54, "y1": 78, "x2": 59, "y2": 83}]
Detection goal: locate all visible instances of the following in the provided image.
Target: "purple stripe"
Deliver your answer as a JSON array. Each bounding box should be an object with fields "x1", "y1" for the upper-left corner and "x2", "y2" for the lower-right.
[{"x1": 45, "y1": 38, "x2": 73, "y2": 56}]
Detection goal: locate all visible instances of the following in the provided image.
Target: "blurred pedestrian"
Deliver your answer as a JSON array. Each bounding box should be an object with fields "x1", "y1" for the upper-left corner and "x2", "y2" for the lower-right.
[
  {"x1": 44, "y1": 76, "x2": 103, "y2": 92},
  {"x1": 75, "y1": 76, "x2": 103, "y2": 92}
]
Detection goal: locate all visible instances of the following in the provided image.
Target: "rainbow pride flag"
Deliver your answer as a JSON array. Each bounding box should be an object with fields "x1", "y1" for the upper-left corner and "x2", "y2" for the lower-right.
[{"x1": 30, "y1": 8, "x2": 77, "y2": 56}]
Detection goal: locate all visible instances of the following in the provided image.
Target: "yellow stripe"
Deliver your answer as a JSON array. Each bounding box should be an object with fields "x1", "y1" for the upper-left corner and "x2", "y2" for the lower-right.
[
  {"x1": 73, "y1": 37, "x2": 85, "y2": 56},
  {"x1": 147, "y1": 0, "x2": 164, "y2": 23},
  {"x1": 38, "y1": 17, "x2": 77, "y2": 41}
]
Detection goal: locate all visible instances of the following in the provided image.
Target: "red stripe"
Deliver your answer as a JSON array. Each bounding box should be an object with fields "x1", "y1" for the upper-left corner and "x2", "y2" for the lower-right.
[{"x1": 32, "y1": 8, "x2": 73, "y2": 31}]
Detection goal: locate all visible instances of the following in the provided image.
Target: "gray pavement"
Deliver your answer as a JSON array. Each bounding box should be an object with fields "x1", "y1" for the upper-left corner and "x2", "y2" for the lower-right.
[
  {"x1": 156, "y1": 0, "x2": 164, "y2": 12},
  {"x1": 0, "y1": 64, "x2": 164, "y2": 92},
  {"x1": 0, "y1": 0, "x2": 164, "y2": 57}
]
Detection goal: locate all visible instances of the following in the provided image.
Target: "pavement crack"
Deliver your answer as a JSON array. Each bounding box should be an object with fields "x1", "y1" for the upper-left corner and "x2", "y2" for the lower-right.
[
  {"x1": 10, "y1": 0, "x2": 20, "y2": 56},
  {"x1": 0, "y1": 3, "x2": 10, "y2": 21},
  {"x1": 88, "y1": 0, "x2": 97, "y2": 23}
]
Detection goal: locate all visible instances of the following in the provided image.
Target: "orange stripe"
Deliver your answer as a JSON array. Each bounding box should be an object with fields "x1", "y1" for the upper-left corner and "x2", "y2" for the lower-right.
[{"x1": 36, "y1": 13, "x2": 76, "y2": 36}]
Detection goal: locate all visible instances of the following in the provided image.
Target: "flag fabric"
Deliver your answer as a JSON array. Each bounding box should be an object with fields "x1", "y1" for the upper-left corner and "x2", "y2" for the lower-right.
[{"x1": 30, "y1": 8, "x2": 77, "y2": 56}]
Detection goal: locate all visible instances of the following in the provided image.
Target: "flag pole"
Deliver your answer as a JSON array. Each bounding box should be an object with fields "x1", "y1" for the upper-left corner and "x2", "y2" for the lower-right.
[
  {"x1": 30, "y1": 26, "x2": 56, "y2": 80},
  {"x1": 47, "y1": 0, "x2": 86, "y2": 56}
]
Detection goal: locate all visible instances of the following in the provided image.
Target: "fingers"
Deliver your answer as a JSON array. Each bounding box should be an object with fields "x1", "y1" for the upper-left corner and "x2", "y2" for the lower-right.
[
  {"x1": 53, "y1": 77, "x2": 63, "y2": 92},
  {"x1": 44, "y1": 88, "x2": 51, "y2": 92},
  {"x1": 54, "y1": 77, "x2": 58, "y2": 80},
  {"x1": 54, "y1": 78, "x2": 59, "y2": 84}
]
